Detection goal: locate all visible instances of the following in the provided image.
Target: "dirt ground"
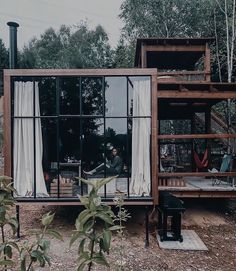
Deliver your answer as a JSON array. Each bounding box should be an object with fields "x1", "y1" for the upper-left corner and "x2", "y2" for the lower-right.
[{"x1": 13, "y1": 199, "x2": 236, "y2": 271}]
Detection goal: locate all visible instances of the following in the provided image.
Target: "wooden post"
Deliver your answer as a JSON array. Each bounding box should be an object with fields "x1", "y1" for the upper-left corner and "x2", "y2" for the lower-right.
[
  {"x1": 141, "y1": 42, "x2": 147, "y2": 68},
  {"x1": 3, "y1": 72, "x2": 11, "y2": 177},
  {"x1": 151, "y1": 74, "x2": 158, "y2": 205},
  {"x1": 191, "y1": 113, "x2": 196, "y2": 171},
  {"x1": 206, "y1": 106, "x2": 212, "y2": 166},
  {"x1": 205, "y1": 43, "x2": 211, "y2": 82}
]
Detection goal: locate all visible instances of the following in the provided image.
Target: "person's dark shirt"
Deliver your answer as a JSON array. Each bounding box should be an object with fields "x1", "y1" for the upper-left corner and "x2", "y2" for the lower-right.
[{"x1": 110, "y1": 155, "x2": 123, "y2": 174}]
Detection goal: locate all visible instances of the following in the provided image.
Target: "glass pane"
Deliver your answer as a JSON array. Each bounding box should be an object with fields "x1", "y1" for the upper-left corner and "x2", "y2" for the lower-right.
[
  {"x1": 39, "y1": 77, "x2": 56, "y2": 116},
  {"x1": 128, "y1": 78, "x2": 133, "y2": 117},
  {"x1": 81, "y1": 77, "x2": 103, "y2": 115},
  {"x1": 82, "y1": 118, "x2": 104, "y2": 176},
  {"x1": 60, "y1": 77, "x2": 80, "y2": 115},
  {"x1": 105, "y1": 119, "x2": 128, "y2": 177},
  {"x1": 40, "y1": 119, "x2": 58, "y2": 197},
  {"x1": 59, "y1": 118, "x2": 81, "y2": 162},
  {"x1": 105, "y1": 77, "x2": 127, "y2": 116},
  {"x1": 59, "y1": 118, "x2": 82, "y2": 197}
]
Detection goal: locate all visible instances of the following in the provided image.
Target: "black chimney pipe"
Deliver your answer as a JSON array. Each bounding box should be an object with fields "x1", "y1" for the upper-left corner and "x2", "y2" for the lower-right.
[{"x1": 7, "y1": 21, "x2": 19, "y2": 69}]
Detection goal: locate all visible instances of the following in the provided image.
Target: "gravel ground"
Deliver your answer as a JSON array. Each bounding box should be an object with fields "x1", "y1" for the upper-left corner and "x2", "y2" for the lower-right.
[{"x1": 11, "y1": 199, "x2": 236, "y2": 271}]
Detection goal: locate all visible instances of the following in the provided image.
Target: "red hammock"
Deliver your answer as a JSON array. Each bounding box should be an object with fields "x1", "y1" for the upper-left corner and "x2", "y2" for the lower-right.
[{"x1": 193, "y1": 148, "x2": 209, "y2": 169}]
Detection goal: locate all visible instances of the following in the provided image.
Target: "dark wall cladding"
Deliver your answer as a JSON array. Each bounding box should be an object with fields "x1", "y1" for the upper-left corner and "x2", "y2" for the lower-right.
[{"x1": 12, "y1": 75, "x2": 151, "y2": 198}]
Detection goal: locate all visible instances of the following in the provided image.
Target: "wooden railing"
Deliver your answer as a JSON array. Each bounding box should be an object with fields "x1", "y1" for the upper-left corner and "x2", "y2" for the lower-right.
[{"x1": 157, "y1": 71, "x2": 210, "y2": 82}]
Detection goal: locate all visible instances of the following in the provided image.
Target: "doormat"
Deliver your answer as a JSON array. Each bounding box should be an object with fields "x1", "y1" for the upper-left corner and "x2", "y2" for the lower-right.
[{"x1": 157, "y1": 230, "x2": 208, "y2": 251}]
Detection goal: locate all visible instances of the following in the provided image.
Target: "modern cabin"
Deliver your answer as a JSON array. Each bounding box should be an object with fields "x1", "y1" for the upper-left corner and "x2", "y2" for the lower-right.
[{"x1": 4, "y1": 38, "x2": 236, "y2": 207}]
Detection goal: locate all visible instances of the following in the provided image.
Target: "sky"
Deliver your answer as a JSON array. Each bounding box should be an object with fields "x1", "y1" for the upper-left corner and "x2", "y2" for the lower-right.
[{"x1": 0, "y1": 0, "x2": 124, "y2": 49}]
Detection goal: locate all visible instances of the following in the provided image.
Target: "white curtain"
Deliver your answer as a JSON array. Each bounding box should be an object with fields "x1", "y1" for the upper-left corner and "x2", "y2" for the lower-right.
[
  {"x1": 130, "y1": 78, "x2": 151, "y2": 196},
  {"x1": 14, "y1": 81, "x2": 48, "y2": 197}
]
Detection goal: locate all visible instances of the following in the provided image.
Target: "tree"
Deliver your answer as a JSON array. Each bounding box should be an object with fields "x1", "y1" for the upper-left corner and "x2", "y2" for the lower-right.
[
  {"x1": 20, "y1": 23, "x2": 113, "y2": 69},
  {"x1": 119, "y1": 0, "x2": 214, "y2": 41},
  {"x1": 214, "y1": 0, "x2": 236, "y2": 83},
  {"x1": 112, "y1": 38, "x2": 134, "y2": 68},
  {"x1": 118, "y1": 0, "x2": 217, "y2": 68},
  {"x1": 119, "y1": 0, "x2": 236, "y2": 81},
  {"x1": 67, "y1": 24, "x2": 112, "y2": 68}
]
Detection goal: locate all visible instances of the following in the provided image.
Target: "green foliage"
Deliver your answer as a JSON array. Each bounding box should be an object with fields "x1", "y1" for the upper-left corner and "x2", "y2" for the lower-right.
[
  {"x1": 71, "y1": 177, "x2": 121, "y2": 271},
  {"x1": 20, "y1": 212, "x2": 63, "y2": 271},
  {"x1": 0, "y1": 39, "x2": 8, "y2": 69},
  {"x1": 113, "y1": 193, "x2": 130, "y2": 270},
  {"x1": 118, "y1": 0, "x2": 236, "y2": 80},
  {"x1": 19, "y1": 22, "x2": 113, "y2": 69},
  {"x1": 112, "y1": 38, "x2": 134, "y2": 68},
  {"x1": 120, "y1": 0, "x2": 214, "y2": 41},
  {"x1": 0, "y1": 176, "x2": 19, "y2": 270},
  {"x1": 0, "y1": 176, "x2": 62, "y2": 271}
]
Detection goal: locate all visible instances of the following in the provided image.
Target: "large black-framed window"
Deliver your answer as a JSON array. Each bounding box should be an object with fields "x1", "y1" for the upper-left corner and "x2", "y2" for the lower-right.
[{"x1": 11, "y1": 75, "x2": 151, "y2": 199}]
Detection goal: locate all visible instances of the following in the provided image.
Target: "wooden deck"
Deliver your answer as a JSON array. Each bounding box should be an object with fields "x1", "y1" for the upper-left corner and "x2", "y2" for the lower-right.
[{"x1": 158, "y1": 176, "x2": 235, "y2": 191}]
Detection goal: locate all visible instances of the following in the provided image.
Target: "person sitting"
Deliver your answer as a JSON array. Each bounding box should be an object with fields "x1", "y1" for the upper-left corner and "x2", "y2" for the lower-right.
[{"x1": 83, "y1": 148, "x2": 123, "y2": 176}]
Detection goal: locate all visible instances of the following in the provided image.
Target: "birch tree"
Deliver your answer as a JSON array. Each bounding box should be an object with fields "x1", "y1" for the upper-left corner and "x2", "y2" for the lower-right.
[{"x1": 215, "y1": 0, "x2": 236, "y2": 83}]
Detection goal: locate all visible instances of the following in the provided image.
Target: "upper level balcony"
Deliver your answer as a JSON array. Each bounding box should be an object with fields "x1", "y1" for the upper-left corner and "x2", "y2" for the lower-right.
[{"x1": 135, "y1": 38, "x2": 214, "y2": 82}]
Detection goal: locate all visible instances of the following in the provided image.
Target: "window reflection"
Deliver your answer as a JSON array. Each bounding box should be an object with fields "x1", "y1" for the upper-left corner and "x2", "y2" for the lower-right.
[
  {"x1": 59, "y1": 118, "x2": 81, "y2": 162},
  {"x1": 58, "y1": 118, "x2": 82, "y2": 197},
  {"x1": 41, "y1": 119, "x2": 57, "y2": 195},
  {"x1": 82, "y1": 118, "x2": 104, "y2": 175},
  {"x1": 128, "y1": 77, "x2": 133, "y2": 117},
  {"x1": 81, "y1": 77, "x2": 103, "y2": 115},
  {"x1": 39, "y1": 77, "x2": 56, "y2": 116},
  {"x1": 105, "y1": 77, "x2": 127, "y2": 116},
  {"x1": 105, "y1": 119, "x2": 128, "y2": 177},
  {"x1": 12, "y1": 75, "x2": 152, "y2": 199},
  {"x1": 60, "y1": 77, "x2": 80, "y2": 115}
]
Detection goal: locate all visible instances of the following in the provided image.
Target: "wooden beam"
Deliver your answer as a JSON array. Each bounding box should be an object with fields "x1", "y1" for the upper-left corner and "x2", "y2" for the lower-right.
[
  {"x1": 170, "y1": 191, "x2": 236, "y2": 198},
  {"x1": 146, "y1": 45, "x2": 206, "y2": 52},
  {"x1": 4, "y1": 68, "x2": 157, "y2": 77},
  {"x1": 158, "y1": 172, "x2": 236, "y2": 177},
  {"x1": 15, "y1": 200, "x2": 154, "y2": 206},
  {"x1": 205, "y1": 107, "x2": 212, "y2": 166},
  {"x1": 157, "y1": 91, "x2": 236, "y2": 99},
  {"x1": 158, "y1": 71, "x2": 206, "y2": 76},
  {"x1": 158, "y1": 133, "x2": 236, "y2": 140}
]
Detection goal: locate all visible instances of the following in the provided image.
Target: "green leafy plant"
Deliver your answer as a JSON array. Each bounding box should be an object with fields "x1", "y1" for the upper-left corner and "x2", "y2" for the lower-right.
[
  {"x1": 70, "y1": 177, "x2": 121, "y2": 271},
  {"x1": 20, "y1": 212, "x2": 63, "y2": 271},
  {"x1": 113, "y1": 193, "x2": 131, "y2": 271},
  {"x1": 0, "y1": 176, "x2": 63, "y2": 271},
  {"x1": 0, "y1": 176, "x2": 19, "y2": 270}
]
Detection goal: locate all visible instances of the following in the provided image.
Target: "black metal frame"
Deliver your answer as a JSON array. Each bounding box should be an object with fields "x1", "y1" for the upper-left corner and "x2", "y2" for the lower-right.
[{"x1": 11, "y1": 75, "x2": 152, "y2": 200}]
